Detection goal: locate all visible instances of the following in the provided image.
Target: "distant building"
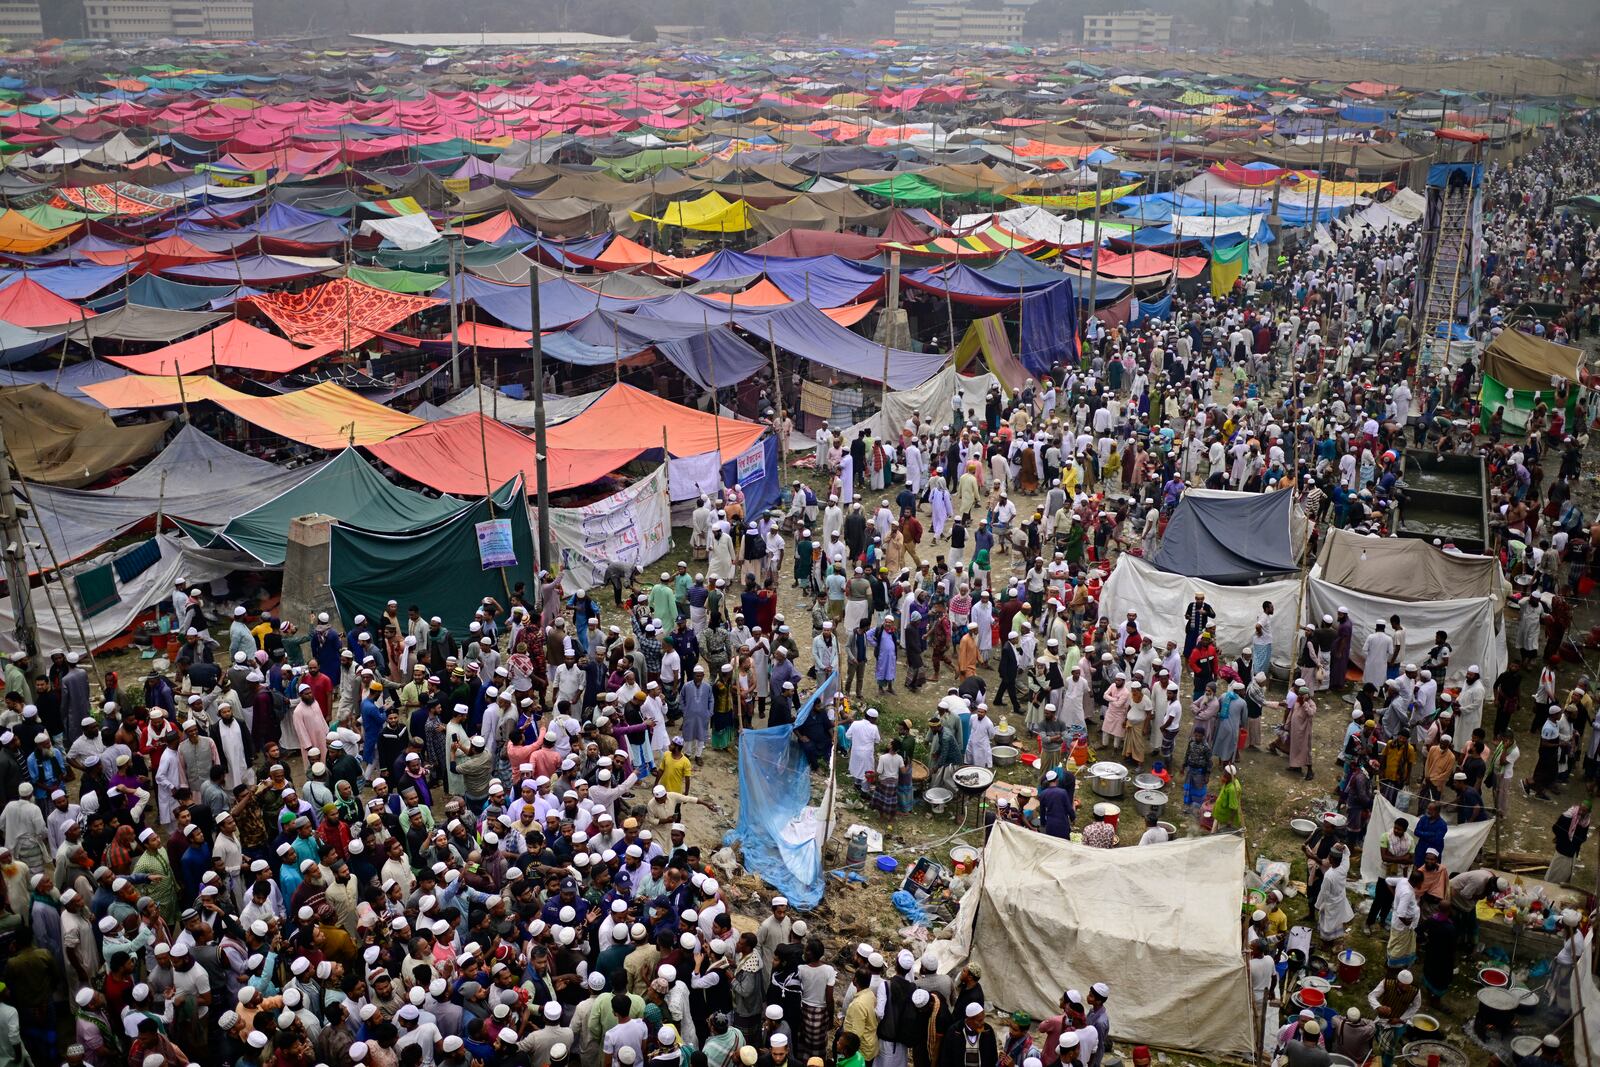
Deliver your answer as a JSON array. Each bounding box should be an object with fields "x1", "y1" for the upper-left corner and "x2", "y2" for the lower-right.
[
  {"x1": 1081, "y1": 10, "x2": 1174, "y2": 47},
  {"x1": 81, "y1": 0, "x2": 253, "y2": 40},
  {"x1": 0, "y1": 1, "x2": 42, "y2": 40},
  {"x1": 892, "y1": 0, "x2": 1034, "y2": 43},
  {"x1": 652, "y1": 25, "x2": 707, "y2": 45}
]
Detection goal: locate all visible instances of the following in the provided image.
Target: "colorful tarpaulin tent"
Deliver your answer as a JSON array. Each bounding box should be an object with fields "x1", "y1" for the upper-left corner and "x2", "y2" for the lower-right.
[
  {"x1": 242, "y1": 278, "x2": 440, "y2": 348},
  {"x1": 1210, "y1": 239, "x2": 1248, "y2": 297},
  {"x1": 546, "y1": 382, "x2": 767, "y2": 460},
  {"x1": 104, "y1": 319, "x2": 335, "y2": 375},
  {"x1": 368, "y1": 413, "x2": 644, "y2": 496},
  {"x1": 18, "y1": 424, "x2": 326, "y2": 571},
  {"x1": 0, "y1": 277, "x2": 97, "y2": 327},
  {"x1": 0, "y1": 210, "x2": 79, "y2": 253},
  {"x1": 70, "y1": 304, "x2": 227, "y2": 344},
  {"x1": 328, "y1": 478, "x2": 533, "y2": 632},
  {"x1": 79, "y1": 377, "x2": 423, "y2": 448},
  {"x1": 630, "y1": 191, "x2": 753, "y2": 232},
  {"x1": 182, "y1": 447, "x2": 465, "y2": 566},
  {"x1": 952, "y1": 315, "x2": 1029, "y2": 395}
]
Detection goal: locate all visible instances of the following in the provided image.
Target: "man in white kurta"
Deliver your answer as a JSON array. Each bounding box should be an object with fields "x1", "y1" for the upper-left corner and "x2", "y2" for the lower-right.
[
  {"x1": 965, "y1": 705, "x2": 998, "y2": 768},
  {"x1": 845, "y1": 711, "x2": 880, "y2": 784},
  {"x1": 1362, "y1": 625, "x2": 1395, "y2": 688},
  {"x1": 904, "y1": 442, "x2": 924, "y2": 496},
  {"x1": 154, "y1": 734, "x2": 187, "y2": 828},
  {"x1": 1455, "y1": 667, "x2": 1486, "y2": 740}
]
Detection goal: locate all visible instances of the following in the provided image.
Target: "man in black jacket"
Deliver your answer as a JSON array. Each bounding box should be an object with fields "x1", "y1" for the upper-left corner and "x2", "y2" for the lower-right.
[
  {"x1": 995, "y1": 633, "x2": 1021, "y2": 713},
  {"x1": 937, "y1": 1002, "x2": 997, "y2": 1067}
]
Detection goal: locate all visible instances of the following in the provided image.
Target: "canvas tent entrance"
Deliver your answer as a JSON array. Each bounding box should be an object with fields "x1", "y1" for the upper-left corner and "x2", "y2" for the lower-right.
[
  {"x1": 1100, "y1": 555, "x2": 1299, "y2": 671},
  {"x1": 935, "y1": 822, "x2": 1256, "y2": 1060},
  {"x1": 789, "y1": 366, "x2": 999, "y2": 451},
  {"x1": 1304, "y1": 535, "x2": 1506, "y2": 688},
  {"x1": 329, "y1": 479, "x2": 533, "y2": 633},
  {"x1": 1316, "y1": 528, "x2": 1506, "y2": 606},
  {"x1": 951, "y1": 315, "x2": 1029, "y2": 396},
  {"x1": 1477, "y1": 329, "x2": 1585, "y2": 433},
  {"x1": 1151, "y1": 487, "x2": 1301, "y2": 583}
]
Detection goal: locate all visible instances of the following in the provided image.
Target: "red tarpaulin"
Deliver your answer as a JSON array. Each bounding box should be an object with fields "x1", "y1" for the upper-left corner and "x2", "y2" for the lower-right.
[
  {"x1": 0, "y1": 278, "x2": 96, "y2": 327},
  {"x1": 104, "y1": 319, "x2": 334, "y2": 375},
  {"x1": 242, "y1": 279, "x2": 441, "y2": 349}
]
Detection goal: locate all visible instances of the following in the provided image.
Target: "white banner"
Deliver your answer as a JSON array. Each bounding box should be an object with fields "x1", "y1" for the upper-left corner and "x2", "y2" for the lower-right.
[{"x1": 553, "y1": 465, "x2": 672, "y2": 594}]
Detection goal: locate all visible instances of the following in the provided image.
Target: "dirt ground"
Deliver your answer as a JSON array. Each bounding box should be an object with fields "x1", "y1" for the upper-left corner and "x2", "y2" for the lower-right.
[{"x1": 83, "y1": 346, "x2": 1600, "y2": 1065}]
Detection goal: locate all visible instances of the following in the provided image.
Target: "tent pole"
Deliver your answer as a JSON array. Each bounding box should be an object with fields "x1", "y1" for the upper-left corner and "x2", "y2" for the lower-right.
[
  {"x1": 13, "y1": 472, "x2": 102, "y2": 689},
  {"x1": 0, "y1": 425, "x2": 38, "y2": 657},
  {"x1": 766, "y1": 321, "x2": 786, "y2": 476},
  {"x1": 528, "y1": 245, "x2": 553, "y2": 573}
]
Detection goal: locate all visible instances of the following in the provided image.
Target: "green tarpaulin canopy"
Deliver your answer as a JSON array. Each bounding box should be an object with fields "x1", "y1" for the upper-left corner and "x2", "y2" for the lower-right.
[
  {"x1": 179, "y1": 448, "x2": 466, "y2": 566},
  {"x1": 328, "y1": 478, "x2": 533, "y2": 632},
  {"x1": 1478, "y1": 372, "x2": 1575, "y2": 434}
]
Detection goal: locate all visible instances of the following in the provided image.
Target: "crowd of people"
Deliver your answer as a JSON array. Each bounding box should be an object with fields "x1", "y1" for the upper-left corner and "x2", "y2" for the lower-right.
[{"x1": 2, "y1": 111, "x2": 1599, "y2": 1067}]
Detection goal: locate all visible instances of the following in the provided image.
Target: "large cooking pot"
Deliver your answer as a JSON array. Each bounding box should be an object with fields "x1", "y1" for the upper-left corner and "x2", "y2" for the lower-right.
[
  {"x1": 1132, "y1": 789, "x2": 1167, "y2": 819},
  {"x1": 1474, "y1": 987, "x2": 1519, "y2": 1037},
  {"x1": 1088, "y1": 761, "x2": 1129, "y2": 798}
]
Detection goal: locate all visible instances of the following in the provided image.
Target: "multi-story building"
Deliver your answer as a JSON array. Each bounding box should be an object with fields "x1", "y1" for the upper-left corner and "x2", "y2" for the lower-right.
[
  {"x1": 82, "y1": 0, "x2": 253, "y2": 39},
  {"x1": 0, "y1": 1, "x2": 42, "y2": 39},
  {"x1": 893, "y1": 0, "x2": 1033, "y2": 43},
  {"x1": 1081, "y1": 10, "x2": 1174, "y2": 47}
]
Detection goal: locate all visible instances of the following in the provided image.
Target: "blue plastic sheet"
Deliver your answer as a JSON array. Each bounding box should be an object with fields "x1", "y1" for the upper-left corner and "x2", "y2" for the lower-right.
[
  {"x1": 726, "y1": 670, "x2": 837, "y2": 909},
  {"x1": 1019, "y1": 282, "x2": 1078, "y2": 376},
  {"x1": 1131, "y1": 294, "x2": 1173, "y2": 324}
]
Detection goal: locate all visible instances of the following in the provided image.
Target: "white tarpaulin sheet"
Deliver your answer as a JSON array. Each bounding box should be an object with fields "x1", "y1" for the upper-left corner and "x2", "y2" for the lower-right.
[
  {"x1": 1303, "y1": 569, "x2": 1506, "y2": 688},
  {"x1": 1573, "y1": 930, "x2": 1600, "y2": 1064},
  {"x1": 18, "y1": 424, "x2": 327, "y2": 572},
  {"x1": 360, "y1": 214, "x2": 440, "y2": 250},
  {"x1": 1100, "y1": 554, "x2": 1300, "y2": 670},
  {"x1": 935, "y1": 822, "x2": 1256, "y2": 1060},
  {"x1": 426, "y1": 385, "x2": 604, "y2": 429},
  {"x1": 1167, "y1": 214, "x2": 1263, "y2": 239},
  {"x1": 1358, "y1": 790, "x2": 1492, "y2": 885},
  {"x1": 668, "y1": 451, "x2": 723, "y2": 501},
  {"x1": 791, "y1": 367, "x2": 999, "y2": 450},
  {"x1": 553, "y1": 465, "x2": 672, "y2": 594},
  {"x1": 0, "y1": 532, "x2": 249, "y2": 655}
]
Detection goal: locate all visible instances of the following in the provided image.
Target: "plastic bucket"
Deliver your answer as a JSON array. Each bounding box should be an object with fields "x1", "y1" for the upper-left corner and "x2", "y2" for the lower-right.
[
  {"x1": 1101, "y1": 803, "x2": 1121, "y2": 831},
  {"x1": 1336, "y1": 949, "x2": 1365, "y2": 984}
]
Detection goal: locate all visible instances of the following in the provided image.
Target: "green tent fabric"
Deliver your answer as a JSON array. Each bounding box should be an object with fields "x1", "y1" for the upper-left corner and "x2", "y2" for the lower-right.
[
  {"x1": 181, "y1": 448, "x2": 466, "y2": 566},
  {"x1": 1478, "y1": 372, "x2": 1575, "y2": 434},
  {"x1": 345, "y1": 265, "x2": 448, "y2": 294},
  {"x1": 328, "y1": 478, "x2": 533, "y2": 632},
  {"x1": 598, "y1": 149, "x2": 705, "y2": 181},
  {"x1": 75, "y1": 563, "x2": 120, "y2": 617},
  {"x1": 860, "y1": 173, "x2": 1006, "y2": 206},
  {"x1": 367, "y1": 241, "x2": 525, "y2": 273}
]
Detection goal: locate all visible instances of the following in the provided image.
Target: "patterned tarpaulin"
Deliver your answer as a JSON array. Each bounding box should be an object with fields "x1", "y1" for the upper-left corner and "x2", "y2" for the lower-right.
[{"x1": 242, "y1": 278, "x2": 441, "y2": 348}]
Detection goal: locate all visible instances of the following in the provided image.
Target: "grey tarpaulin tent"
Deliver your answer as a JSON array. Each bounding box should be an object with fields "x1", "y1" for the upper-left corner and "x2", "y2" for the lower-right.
[{"x1": 1151, "y1": 487, "x2": 1298, "y2": 583}]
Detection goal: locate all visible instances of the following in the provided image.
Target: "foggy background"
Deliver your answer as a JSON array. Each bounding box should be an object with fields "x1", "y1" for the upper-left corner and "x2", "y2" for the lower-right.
[{"x1": 35, "y1": 0, "x2": 1600, "y2": 52}]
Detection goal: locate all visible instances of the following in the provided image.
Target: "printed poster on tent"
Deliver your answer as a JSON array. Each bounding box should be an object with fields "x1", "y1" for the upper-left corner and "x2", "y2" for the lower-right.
[
  {"x1": 735, "y1": 442, "x2": 766, "y2": 487},
  {"x1": 552, "y1": 466, "x2": 672, "y2": 593},
  {"x1": 475, "y1": 518, "x2": 518, "y2": 570}
]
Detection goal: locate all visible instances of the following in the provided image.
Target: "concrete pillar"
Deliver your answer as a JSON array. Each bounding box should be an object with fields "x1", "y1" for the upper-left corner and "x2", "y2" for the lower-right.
[{"x1": 282, "y1": 514, "x2": 337, "y2": 627}]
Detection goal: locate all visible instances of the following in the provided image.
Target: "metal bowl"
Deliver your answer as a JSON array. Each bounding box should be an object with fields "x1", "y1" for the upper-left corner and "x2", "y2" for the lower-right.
[
  {"x1": 952, "y1": 766, "x2": 995, "y2": 797},
  {"x1": 1290, "y1": 818, "x2": 1317, "y2": 835},
  {"x1": 1132, "y1": 773, "x2": 1165, "y2": 792},
  {"x1": 924, "y1": 787, "x2": 954, "y2": 813},
  {"x1": 992, "y1": 745, "x2": 1018, "y2": 767}
]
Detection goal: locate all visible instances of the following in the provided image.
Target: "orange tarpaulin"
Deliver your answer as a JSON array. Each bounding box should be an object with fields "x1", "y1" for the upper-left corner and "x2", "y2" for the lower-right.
[
  {"x1": 79, "y1": 377, "x2": 422, "y2": 449},
  {"x1": 367, "y1": 412, "x2": 643, "y2": 495},
  {"x1": 0, "y1": 210, "x2": 79, "y2": 253},
  {"x1": 546, "y1": 382, "x2": 766, "y2": 459},
  {"x1": 103, "y1": 320, "x2": 335, "y2": 375}
]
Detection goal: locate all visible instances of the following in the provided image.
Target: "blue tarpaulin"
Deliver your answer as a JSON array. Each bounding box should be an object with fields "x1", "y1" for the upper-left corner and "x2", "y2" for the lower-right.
[
  {"x1": 726, "y1": 669, "x2": 838, "y2": 909},
  {"x1": 1131, "y1": 294, "x2": 1173, "y2": 323},
  {"x1": 1427, "y1": 162, "x2": 1483, "y2": 189},
  {"x1": 1019, "y1": 282, "x2": 1078, "y2": 375}
]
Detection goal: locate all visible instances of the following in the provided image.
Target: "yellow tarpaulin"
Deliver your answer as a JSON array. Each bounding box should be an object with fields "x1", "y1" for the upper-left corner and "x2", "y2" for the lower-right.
[
  {"x1": 79, "y1": 377, "x2": 422, "y2": 449},
  {"x1": 952, "y1": 314, "x2": 1029, "y2": 397},
  {"x1": 0, "y1": 209, "x2": 78, "y2": 252},
  {"x1": 1006, "y1": 182, "x2": 1142, "y2": 211},
  {"x1": 1294, "y1": 177, "x2": 1398, "y2": 199},
  {"x1": 631, "y1": 191, "x2": 754, "y2": 232}
]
